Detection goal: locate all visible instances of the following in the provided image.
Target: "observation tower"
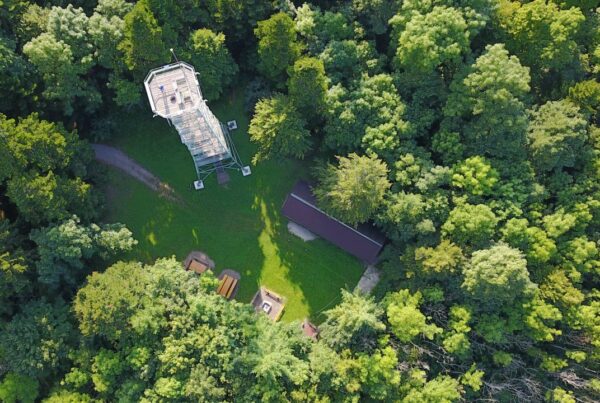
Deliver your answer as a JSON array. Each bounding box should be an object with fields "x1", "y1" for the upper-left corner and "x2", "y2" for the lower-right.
[{"x1": 144, "y1": 59, "x2": 249, "y2": 189}]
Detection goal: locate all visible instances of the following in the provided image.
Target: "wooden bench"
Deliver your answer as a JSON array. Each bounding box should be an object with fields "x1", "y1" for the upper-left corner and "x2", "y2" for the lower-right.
[
  {"x1": 217, "y1": 275, "x2": 237, "y2": 299},
  {"x1": 186, "y1": 258, "x2": 208, "y2": 274}
]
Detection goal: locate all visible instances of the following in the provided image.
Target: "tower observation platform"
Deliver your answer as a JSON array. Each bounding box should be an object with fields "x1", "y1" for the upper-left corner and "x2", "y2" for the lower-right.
[{"x1": 144, "y1": 61, "x2": 249, "y2": 188}]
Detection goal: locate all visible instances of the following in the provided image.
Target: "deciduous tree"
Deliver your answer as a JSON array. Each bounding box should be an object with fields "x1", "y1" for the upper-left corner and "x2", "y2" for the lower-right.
[
  {"x1": 442, "y1": 203, "x2": 498, "y2": 247},
  {"x1": 118, "y1": 0, "x2": 169, "y2": 80},
  {"x1": 186, "y1": 28, "x2": 238, "y2": 101},
  {"x1": 255, "y1": 12, "x2": 301, "y2": 85},
  {"x1": 287, "y1": 57, "x2": 328, "y2": 123},
  {"x1": 248, "y1": 94, "x2": 311, "y2": 163},
  {"x1": 528, "y1": 100, "x2": 589, "y2": 174},
  {"x1": 315, "y1": 153, "x2": 391, "y2": 226},
  {"x1": 443, "y1": 44, "x2": 531, "y2": 159},
  {"x1": 462, "y1": 243, "x2": 536, "y2": 310}
]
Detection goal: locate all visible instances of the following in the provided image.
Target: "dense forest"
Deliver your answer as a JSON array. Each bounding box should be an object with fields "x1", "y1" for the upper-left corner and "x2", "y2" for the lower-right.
[{"x1": 0, "y1": 0, "x2": 599, "y2": 401}]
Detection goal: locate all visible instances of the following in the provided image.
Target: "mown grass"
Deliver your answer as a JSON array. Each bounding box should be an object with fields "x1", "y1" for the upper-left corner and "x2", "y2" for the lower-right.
[{"x1": 101, "y1": 88, "x2": 364, "y2": 322}]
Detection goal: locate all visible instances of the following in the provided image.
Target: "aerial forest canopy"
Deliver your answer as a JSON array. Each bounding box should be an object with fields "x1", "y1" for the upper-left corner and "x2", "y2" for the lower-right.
[{"x1": 0, "y1": 0, "x2": 599, "y2": 402}]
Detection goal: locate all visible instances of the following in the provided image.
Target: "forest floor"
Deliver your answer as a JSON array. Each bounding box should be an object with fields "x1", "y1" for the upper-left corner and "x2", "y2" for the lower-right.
[{"x1": 100, "y1": 88, "x2": 364, "y2": 323}]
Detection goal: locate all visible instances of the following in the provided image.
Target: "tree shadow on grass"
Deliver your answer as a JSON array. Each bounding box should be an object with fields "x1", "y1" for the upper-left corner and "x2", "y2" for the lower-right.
[{"x1": 250, "y1": 175, "x2": 364, "y2": 323}]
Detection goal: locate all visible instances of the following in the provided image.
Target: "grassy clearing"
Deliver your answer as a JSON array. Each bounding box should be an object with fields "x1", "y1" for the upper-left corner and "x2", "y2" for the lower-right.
[{"x1": 101, "y1": 88, "x2": 364, "y2": 322}]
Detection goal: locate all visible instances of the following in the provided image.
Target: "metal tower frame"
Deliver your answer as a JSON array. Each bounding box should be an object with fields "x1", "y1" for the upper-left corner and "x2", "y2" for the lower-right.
[{"x1": 144, "y1": 59, "x2": 248, "y2": 187}]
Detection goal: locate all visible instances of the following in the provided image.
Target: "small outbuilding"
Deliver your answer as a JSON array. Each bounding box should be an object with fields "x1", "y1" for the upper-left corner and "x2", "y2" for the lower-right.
[
  {"x1": 251, "y1": 287, "x2": 286, "y2": 321},
  {"x1": 281, "y1": 181, "x2": 386, "y2": 265},
  {"x1": 301, "y1": 319, "x2": 319, "y2": 340}
]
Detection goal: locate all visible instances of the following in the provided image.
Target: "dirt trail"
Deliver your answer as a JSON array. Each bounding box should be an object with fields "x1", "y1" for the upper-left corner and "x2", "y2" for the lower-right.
[{"x1": 92, "y1": 144, "x2": 182, "y2": 202}]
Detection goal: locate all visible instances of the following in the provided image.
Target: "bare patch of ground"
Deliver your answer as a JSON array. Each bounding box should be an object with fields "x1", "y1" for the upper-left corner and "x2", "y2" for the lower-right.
[
  {"x1": 287, "y1": 221, "x2": 318, "y2": 241},
  {"x1": 92, "y1": 144, "x2": 182, "y2": 203},
  {"x1": 355, "y1": 265, "x2": 380, "y2": 295}
]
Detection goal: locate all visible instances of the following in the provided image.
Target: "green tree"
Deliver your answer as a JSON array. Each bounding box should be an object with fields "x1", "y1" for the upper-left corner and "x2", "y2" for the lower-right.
[
  {"x1": 248, "y1": 94, "x2": 311, "y2": 164},
  {"x1": 186, "y1": 28, "x2": 238, "y2": 101},
  {"x1": 46, "y1": 5, "x2": 92, "y2": 61},
  {"x1": 15, "y1": 3, "x2": 50, "y2": 45},
  {"x1": 462, "y1": 243, "x2": 536, "y2": 310},
  {"x1": 403, "y1": 375, "x2": 461, "y2": 403},
  {"x1": 30, "y1": 216, "x2": 136, "y2": 289},
  {"x1": 443, "y1": 305, "x2": 472, "y2": 358},
  {"x1": 287, "y1": 57, "x2": 328, "y2": 123},
  {"x1": 315, "y1": 153, "x2": 391, "y2": 226},
  {"x1": 443, "y1": 44, "x2": 531, "y2": 159},
  {"x1": 295, "y1": 5, "x2": 353, "y2": 54},
  {"x1": 415, "y1": 239, "x2": 464, "y2": 276},
  {"x1": 6, "y1": 172, "x2": 95, "y2": 226},
  {"x1": 0, "y1": 36, "x2": 36, "y2": 115},
  {"x1": 319, "y1": 290, "x2": 385, "y2": 350},
  {"x1": 356, "y1": 347, "x2": 402, "y2": 400},
  {"x1": 23, "y1": 33, "x2": 99, "y2": 115},
  {"x1": 88, "y1": 0, "x2": 132, "y2": 69},
  {"x1": 43, "y1": 389, "x2": 93, "y2": 402},
  {"x1": 241, "y1": 320, "x2": 309, "y2": 400},
  {"x1": 0, "y1": 217, "x2": 33, "y2": 318},
  {"x1": 442, "y1": 203, "x2": 498, "y2": 247},
  {"x1": 527, "y1": 100, "x2": 589, "y2": 174},
  {"x1": 319, "y1": 39, "x2": 382, "y2": 86},
  {"x1": 385, "y1": 289, "x2": 442, "y2": 343},
  {"x1": 73, "y1": 260, "x2": 152, "y2": 342},
  {"x1": 0, "y1": 373, "x2": 38, "y2": 403},
  {"x1": 496, "y1": 0, "x2": 584, "y2": 80},
  {"x1": 324, "y1": 74, "x2": 410, "y2": 158},
  {"x1": 502, "y1": 218, "x2": 557, "y2": 266},
  {"x1": 352, "y1": 0, "x2": 399, "y2": 35},
  {"x1": 0, "y1": 300, "x2": 75, "y2": 381},
  {"x1": 255, "y1": 12, "x2": 301, "y2": 85},
  {"x1": 118, "y1": 0, "x2": 169, "y2": 80},
  {"x1": 568, "y1": 79, "x2": 600, "y2": 121},
  {"x1": 452, "y1": 156, "x2": 499, "y2": 197},
  {"x1": 395, "y1": 6, "x2": 472, "y2": 74},
  {"x1": 0, "y1": 113, "x2": 84, "y2": 178}
]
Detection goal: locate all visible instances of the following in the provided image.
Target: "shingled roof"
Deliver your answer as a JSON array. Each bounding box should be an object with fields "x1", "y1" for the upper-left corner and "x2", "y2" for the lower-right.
[{"x1": 281, "y1": 181, "x2": 385, "y2": 265}]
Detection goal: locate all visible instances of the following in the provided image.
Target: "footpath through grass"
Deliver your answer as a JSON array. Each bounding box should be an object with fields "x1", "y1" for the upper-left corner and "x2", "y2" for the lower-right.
[{"x1": 101, "y1": 88, "x2": 364, "y2": 322}]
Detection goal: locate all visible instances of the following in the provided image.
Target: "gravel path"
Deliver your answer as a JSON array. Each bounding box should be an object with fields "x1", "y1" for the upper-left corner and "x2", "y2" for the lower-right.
[
  {"x1": 355, "y1": 265, "x2": 380, "y2": 294},
  {"x1": 92, "y1": 144, "x2": 181, "y2": 202}
]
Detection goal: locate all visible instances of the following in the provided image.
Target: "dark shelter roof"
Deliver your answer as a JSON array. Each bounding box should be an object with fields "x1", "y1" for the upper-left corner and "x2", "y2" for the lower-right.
[{"x1": 281, "y1": 181, "x2": 385, "y2": 265}]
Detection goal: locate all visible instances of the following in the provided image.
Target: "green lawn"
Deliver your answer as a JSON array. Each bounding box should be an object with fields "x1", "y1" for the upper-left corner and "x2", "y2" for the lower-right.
[{"x1": 101, "y1": 88, "x2": 364, "y2": 323}]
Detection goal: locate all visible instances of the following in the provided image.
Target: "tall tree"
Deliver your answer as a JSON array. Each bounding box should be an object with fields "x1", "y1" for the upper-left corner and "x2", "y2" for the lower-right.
[
  {"x1": 442, "y1": 203, "x2": 498, "y2": 248},
  {"x1": 287, "y1": 56, "x2": 328, "y2": 124},
  {"x1": 324, "y1": 74, "x2": 410, "y2": 158},
  {"x1": 443, "y1": 44, "x2": 531, "y2": 159},
  {"x1": 451, "y1": 156, "x2": 499, "y2": 197},
  {"x1": 394, "y1": 6, "x2": 472, "y2": 75},
  {"x1": 30, "y1": 216, "x2": 136, "y2": 289},
  {"x1": 315, "y1": 153, "x2": 391, "y2": 226},
  {"x1": 186, "y1": 28, "x2": 238, "y2": 102},
  {"x1": 0, "y1": 36, "x2": 36, "y2": 115},
  {"x1": 0, "y1": 114, "x2": 97, "y2": 225},
  {"x1": 527, "y1": 100, "x2": 589, "y2": 174},
  {"x1": 88, "y1": 0, "x2": 132, "y2": 69},
  {"x1": 462, "y1": 243, "x2": 536, "y2": 310},
  {"x1": 319, "y1": 290, "x2": 384, "y2": 350},
  {"x1": 255, "y1": 12, "x2": 301, "y2": 86},
  {"x1": 248, "y1": 94, "x2": 311, "y2": 164},
  {"x1": 319, "y1": 39, "x2": 382, "y2": 86},
  {"x1": 0, "y1": 300, "x2": 75, "y2": 381},
  {"x1": 496, "y1": 0, "x2": 584, "y2": 84},
  {"x1": 118, "y1": 0, "x2": 169, "y2": 81},
  {"x1": 23, "y1": 33, "x2": 100, "y2": 115}
]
